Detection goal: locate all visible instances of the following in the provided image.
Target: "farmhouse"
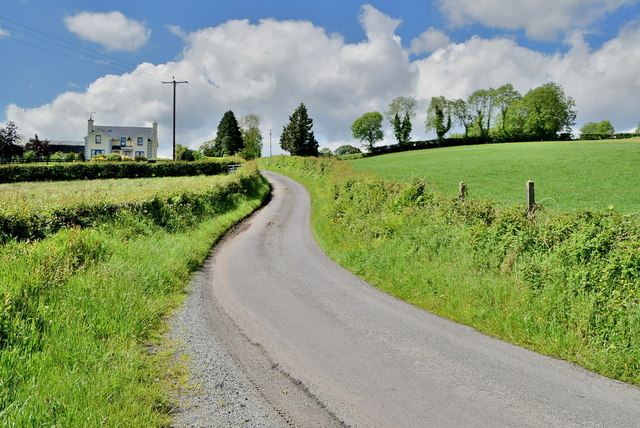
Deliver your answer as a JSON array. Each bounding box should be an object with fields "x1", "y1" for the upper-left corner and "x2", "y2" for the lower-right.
[{"x1": 84, "y1": 118, "x2": 158, "y2": 160}]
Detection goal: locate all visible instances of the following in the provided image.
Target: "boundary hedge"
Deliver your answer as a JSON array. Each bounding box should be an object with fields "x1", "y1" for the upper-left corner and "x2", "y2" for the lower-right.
[{"x1": 0, "y1": 158, "x2": 243, "y2": 184}]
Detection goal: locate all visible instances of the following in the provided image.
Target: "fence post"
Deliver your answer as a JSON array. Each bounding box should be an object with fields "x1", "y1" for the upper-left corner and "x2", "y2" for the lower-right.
[
  {"x1": 458, "y1": 181, "x2": 467, "y2": 200},
  {"x1": 526, "y1": 180, "x2": 536, "y2": 216}
]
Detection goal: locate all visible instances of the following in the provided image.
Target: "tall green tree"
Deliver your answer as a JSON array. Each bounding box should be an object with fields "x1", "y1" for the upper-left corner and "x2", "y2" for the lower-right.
[
  {"x1": 199, "y1": 140, "x2": 218, "y2": 157},
  {"x1": 215, "y1": 111, "x2": 244, "y2": 156},
  {"x1": 280, "y1": 103, "x2": 319, "y2": 156},
  {"x1": 351, "y1": 112, "x2": 384, "y2": 152},
  {"x1": 467, "y1": 88, "x2": 498, "y2": 141},
  {"x1": 425, "y1": 96, "x2": 453, "y2": 141},
  {"x1": 451, "y1": 99, "x2": 474, "y2": 139},
  {"x1": 0, "y1": 121, "x2": 24, "y2": 158},
  {"x1": 494, "y1": 83, "x2": 522, "y2": 138},
  {"x1": 386, "y1": 96, "x2": 417, "y2": 145},
  {"x1": 238, "y1": 114, "x2": 263, "y2": 160},
  {"x1": 518, "y1": 82, "x2": 577, "y2": 140}
]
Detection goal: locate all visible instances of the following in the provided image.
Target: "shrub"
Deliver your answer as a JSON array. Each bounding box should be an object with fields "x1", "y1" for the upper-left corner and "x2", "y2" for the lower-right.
[
  {"x1": 135, "y1": 155, "x2": 147, "y2": 162},
  {"x1": 23, "y1": 151, "x2": 36, "y2": 163},
  {"x1": 177, "y1": 149, "x2": 196, "y2": 162},
  {"x1": 90, "y1": 154, "x2": 108, "y2": 162},
  {"x1": 76, "y1": 152, "x2": 85, "y2": 162},
  {"x1": 120, "y1": 155, "x2": 133, "y2": 162},
  {"x1": 65, "y1": 152, "x2": 76, "y2": 162},
  {"x1": 107, "y1": 153, "x2": 122, "y2": 161}
]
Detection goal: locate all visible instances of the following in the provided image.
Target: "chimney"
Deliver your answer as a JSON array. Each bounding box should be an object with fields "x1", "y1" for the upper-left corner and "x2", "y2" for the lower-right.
[{"x1": 88, "y1": 117, "x2": 94, "y2": 135}]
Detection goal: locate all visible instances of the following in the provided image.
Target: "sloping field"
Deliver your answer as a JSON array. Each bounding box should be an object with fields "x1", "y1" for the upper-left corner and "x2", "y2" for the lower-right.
[{"x1": 349, "y1": 139, "x2": 640, "y2": 213}]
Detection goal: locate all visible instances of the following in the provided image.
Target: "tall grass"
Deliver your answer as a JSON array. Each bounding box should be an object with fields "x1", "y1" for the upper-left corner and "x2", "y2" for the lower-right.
[
  {"x1": 0, "y1": 164, "x2": 270, "y2": 426},
  {"x1": 260, "y1": 156, "x2": 640, "y2": 386},
  {"x1": 349, "y1": 139, "x2": 640, "y2": 213}
]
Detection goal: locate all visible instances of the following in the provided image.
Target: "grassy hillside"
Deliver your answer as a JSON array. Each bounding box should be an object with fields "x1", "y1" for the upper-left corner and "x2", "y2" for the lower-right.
[{"x1": 349, "y1": 139, "x2": 640, "y2": 213}]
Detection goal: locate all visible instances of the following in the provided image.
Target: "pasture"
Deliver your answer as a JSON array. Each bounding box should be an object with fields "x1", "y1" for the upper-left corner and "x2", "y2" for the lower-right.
[{"x1": 349, "y1": 139, "x2": 640, "y2": 213}]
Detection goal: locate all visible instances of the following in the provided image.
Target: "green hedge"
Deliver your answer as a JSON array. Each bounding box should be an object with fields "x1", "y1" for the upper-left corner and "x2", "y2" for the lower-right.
[
  {"x1": 0, "y1": 158, "x2": 244, "y2": 184},
  {"x1": 0, "y1": 163, "x2": 263, "y2": 242}
]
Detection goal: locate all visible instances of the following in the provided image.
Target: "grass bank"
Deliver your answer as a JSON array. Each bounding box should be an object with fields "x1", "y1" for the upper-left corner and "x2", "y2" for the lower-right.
[
  {"x1": 349, "y1": 138, "x2": 640, "y2": 213},
  {"x1": 0, "y1": 164, "x2": 270, "y2": 426},
  {"x1": 260, "y1": 156, "x2": 640, "y2": 386}
]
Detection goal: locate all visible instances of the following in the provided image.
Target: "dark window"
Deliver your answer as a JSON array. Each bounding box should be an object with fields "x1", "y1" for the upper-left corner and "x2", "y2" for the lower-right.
[
  {"x1": 120, "y1": 137, "x2": 126, "y2": 146},
  {"x1": 96, "y1": 135, "x2": 101, "y2": 144},
  {"x1": 137, "y1": 137, "x2": 143, "y2": 146}
]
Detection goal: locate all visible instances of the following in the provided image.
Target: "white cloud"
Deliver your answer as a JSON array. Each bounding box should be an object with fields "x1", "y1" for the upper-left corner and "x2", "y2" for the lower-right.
[
  {"x1": 439, "y1": 0, "x2": 637, "y2": 41},
  {"x1": 409, "y1": 28, "x2": 451, "y2": 55},
  {"x1": 64, "y1": 11, "x2": 151, "y2": 52},
  {"x1": 6, "y1": 6, "x2": 640, "y2": 156},
  {"x1": 167, "y1": 25, "x2": 187, "y2": 39},
  {"x1": 0, "y1": 28, "x2": 9, "y2": 38}
]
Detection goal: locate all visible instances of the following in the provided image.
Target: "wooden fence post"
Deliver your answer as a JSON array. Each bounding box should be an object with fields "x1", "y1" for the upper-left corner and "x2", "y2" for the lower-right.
[
  {"x1": 458, "y1": 181, "x2": 467, "y2": 200},
  {"x1": 526, "y1": 180, "x2": 536, "y2": 215}
]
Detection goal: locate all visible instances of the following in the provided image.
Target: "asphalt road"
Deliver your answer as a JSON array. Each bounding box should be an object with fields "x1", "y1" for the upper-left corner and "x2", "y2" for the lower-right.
[{"x1": 207, "y1": 170, "x2": 640, "y2": 427}]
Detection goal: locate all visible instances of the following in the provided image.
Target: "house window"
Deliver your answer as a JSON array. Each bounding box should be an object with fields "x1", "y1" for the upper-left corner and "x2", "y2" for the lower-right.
[
  {"x1": 95, "y1": 135, "x2": 101, "y2": 144},
  {"x1": 137, "y1": 137, "x2": 143, "y2": 146},
  {"x1": 91, "y1": 149, "x2": 104, "y2": 156},
  {"x1": 135, "y1": 151, "x2": 145, "y2": 157},
  {"x1": 120, "y1": 137, "x2": 127, "y2": 146}
]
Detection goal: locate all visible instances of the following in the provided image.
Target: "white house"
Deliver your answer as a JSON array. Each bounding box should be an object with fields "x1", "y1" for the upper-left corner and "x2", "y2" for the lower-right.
[{"x1": 84, "y1": 118, "x2": 158, "y2": 160}]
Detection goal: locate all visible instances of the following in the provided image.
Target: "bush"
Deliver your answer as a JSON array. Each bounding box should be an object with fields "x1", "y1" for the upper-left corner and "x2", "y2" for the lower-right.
[
  {"x1": 23, "y1": 151, "x2": 36, "y2": 163},
  {"x1": 135, "y1": 155, "x2": 147, "y2": 162},
  {"x1": 76, "y1": 152, "x2": 85, "y2": 162},
  {"x1": 177, "y1": 149, "x2": 196, "y2": 162},
  {"x1": 90, "y1": 154, "x2": 108, "y2": 162},
  {"x1": 65, "y1": 152, "x2": 76, "y2": 162},
  {"x1": 107, "y1": 153, "x2": 122, "y2": 161},
  {"x1": 120, "y1": 155, "x2": 133, "y2": 162}
]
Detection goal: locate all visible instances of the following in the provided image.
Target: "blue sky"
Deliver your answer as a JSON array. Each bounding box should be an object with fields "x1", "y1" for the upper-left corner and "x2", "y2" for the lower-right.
[{"x1": 2, "y1": 0, "x2": 640, "y2": 155}]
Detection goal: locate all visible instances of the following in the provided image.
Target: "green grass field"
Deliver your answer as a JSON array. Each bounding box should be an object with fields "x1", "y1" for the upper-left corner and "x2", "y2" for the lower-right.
[{"x1": 349, "y1": 139, "x2": 640, "y2": 213}]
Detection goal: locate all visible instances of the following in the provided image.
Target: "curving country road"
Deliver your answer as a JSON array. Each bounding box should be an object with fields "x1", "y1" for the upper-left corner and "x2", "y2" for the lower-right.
[{"x1": 205, "y1": 170, "x2": 640, "y2": 427}]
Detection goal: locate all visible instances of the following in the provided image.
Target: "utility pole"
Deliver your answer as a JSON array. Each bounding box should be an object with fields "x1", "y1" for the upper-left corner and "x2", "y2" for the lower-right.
[
  {"x1": 162, "y1": 76, "x2": 188, "y2": 160},
  {"x1": 269, "y1": 128, "x2": 272, "y2": 157}
]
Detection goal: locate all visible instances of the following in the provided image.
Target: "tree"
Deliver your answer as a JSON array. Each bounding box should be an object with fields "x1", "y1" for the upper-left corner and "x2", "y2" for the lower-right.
[
  {"x1": 425, "y1": 96, "x2": 453, "y2": 141},
  {"x1": 215, "y1": 111, "x2": 244, "y2": 156},
  {"x1": 319, "y1": 147, "x2": 333, "y2": 157},
  {"x1": 25, "y1": 134, "x2": 50, "y2": 157},
  {"x1": 0, "y1": 121, "x2": 24, "y2": 158},
  {"x1": 467, "y1": 88, "x2": 498, "y2": 141},
  {"x1": 351, "y1": 112, "x2": 384, "y2": 152},
  {"x1": 199, "y1": 140, "x2": 219, "y2": 157},
  {"x1": 334, "y1": 145, "x2": 362, "y2": 156},
  {"x1": 451, "y1": 99, "x2": 474, "y2": 139},
  {"x1": 387, "y1": 96, "x2": 417, "y2": 145},
  {"x1": 280, "y1": 103, "x2": 319, "y2": 156},
  {"x1": 519, "y1": 82, "x2": 577, "y2": 140},
  {"x1": 238, "y1": 114, "x2": 263, "y2": 160},
  {"x1": 636, "y1": 121, "x2": 640, "y2": 134},
  {"x1": 579, "y1": 120, "x2": 614, "y2": 138},
  {"x1": 494, "y1": 83, "x2": 522, "y2": 138}
]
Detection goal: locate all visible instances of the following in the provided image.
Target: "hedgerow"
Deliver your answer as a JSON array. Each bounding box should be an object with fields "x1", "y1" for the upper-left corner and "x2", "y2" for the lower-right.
[
  {"x1": 0, "y1": 162, "x2": 261, "y2": 242},
  {"x1": 0, "y1": 157, "x2": 244, "y2": 184}
]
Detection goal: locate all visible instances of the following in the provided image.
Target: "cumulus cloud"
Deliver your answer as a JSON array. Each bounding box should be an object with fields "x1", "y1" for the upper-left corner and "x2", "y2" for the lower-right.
[
  {"x1": 64, "y1": 11, "x2": 151, "y2": 52},
  {"x1": 439, "y1": 0, "x2": 636, "y2": 41},
  {"x1": 409, "y1": 28, "x2": 451, "y2": 55},
  {"x1": 6, "y1": 5, "x2": 640, "y2": 156}
]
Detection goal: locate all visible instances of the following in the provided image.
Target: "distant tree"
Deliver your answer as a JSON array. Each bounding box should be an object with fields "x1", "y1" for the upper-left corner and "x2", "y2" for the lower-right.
[
  {"x1": 351, "y1": 112, "x2": 384, "y2": 152},
  {"x1": 425, "y1": 96, "x2": 453, "y2": 141},
  {"x1": 494, "y1": 83, "x2": 522, "y2": 138},
  {"x1": 518, "y1": 82, "x2": 577, "y2": 140},
  {"x1": 334, "y1": 145, "x2": 362, "y2": 156},
  {"x1": 580, "y1": 120, "x2": 615, "y2": 137},
  {"x1": 0, "y1": 121, "x2": 24, "y2": 158},
  {"x1": 175, "y1": 143, "x2": 188, "y2": 160},
  {"x1": 636, "y1": 121, "x2": 640, "y2": 134},
  {"x1": 199, "y1": 140, "x2": 219, "y2": 157},
  {"x1": 215, "y1": 111, "x2": 244, "y2": 156},
  {"x1": 386, "y1": 96, "x2": 417, "y2": 145},
  {"x1": 467, "y1": 88, "x2": 499, "y2": 141},
  {"x1": 238, "y1": 114, "x2": 263, "y2": 160},
  {"x1": 177, "y1": 147, "x2": 197, "y2": 161},
  {"x1": 25, "y1": 134, "x2": 50, "y2": 157},
  {"x1": 280, "y1": 103, "x2": 319, "y2": 156},
  {"x1": 319, "y1": 147, "x2": 333, "y2": 157},
  {"x1": 451, "y1": 99, "x2": 474, "y2": 139}
]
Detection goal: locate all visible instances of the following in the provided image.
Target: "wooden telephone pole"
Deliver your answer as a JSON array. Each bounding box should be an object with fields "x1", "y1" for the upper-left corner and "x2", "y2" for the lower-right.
[{"x1": 162, "y1": 77, "x2": 188, "y2": 160}]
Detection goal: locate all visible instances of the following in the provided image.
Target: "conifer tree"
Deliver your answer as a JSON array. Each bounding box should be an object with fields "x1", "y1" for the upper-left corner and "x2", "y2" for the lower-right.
[
  {"x1": 214, "y1": 111, "x2": 244, "y2": 156},
  {"x1": 280, "y1": 103, "x2": 319, "y2": 156}
]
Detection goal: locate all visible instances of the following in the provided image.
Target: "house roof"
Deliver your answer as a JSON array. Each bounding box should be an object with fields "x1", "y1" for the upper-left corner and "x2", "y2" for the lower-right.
[
  {"x1": 49, "y1": 140, "x2": 84, "y2": 146},
  {"x1": 91, "y1": 125, "x2": 154, "y2": 140}
]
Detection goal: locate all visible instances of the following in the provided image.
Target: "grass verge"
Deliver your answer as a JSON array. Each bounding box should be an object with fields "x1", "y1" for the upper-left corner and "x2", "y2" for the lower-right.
[
  {"x1": 259, "y1": 156, "x2": 640, "y2": 386},
  {"x1": 0, "y1": 164, "x2": 270, "y2": 426}
]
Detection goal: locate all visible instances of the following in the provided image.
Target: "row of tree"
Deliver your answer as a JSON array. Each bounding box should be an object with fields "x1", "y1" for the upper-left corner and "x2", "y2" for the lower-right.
[
  {"x1": 199, "y1": 111, "x2": 263, "y2": 160},
  {"x1": 349, "y1": 82, "x2": 580, "y2": 153},
  {"x1": 0, "y1": 122, "x2": 55, "y2": 158}
]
